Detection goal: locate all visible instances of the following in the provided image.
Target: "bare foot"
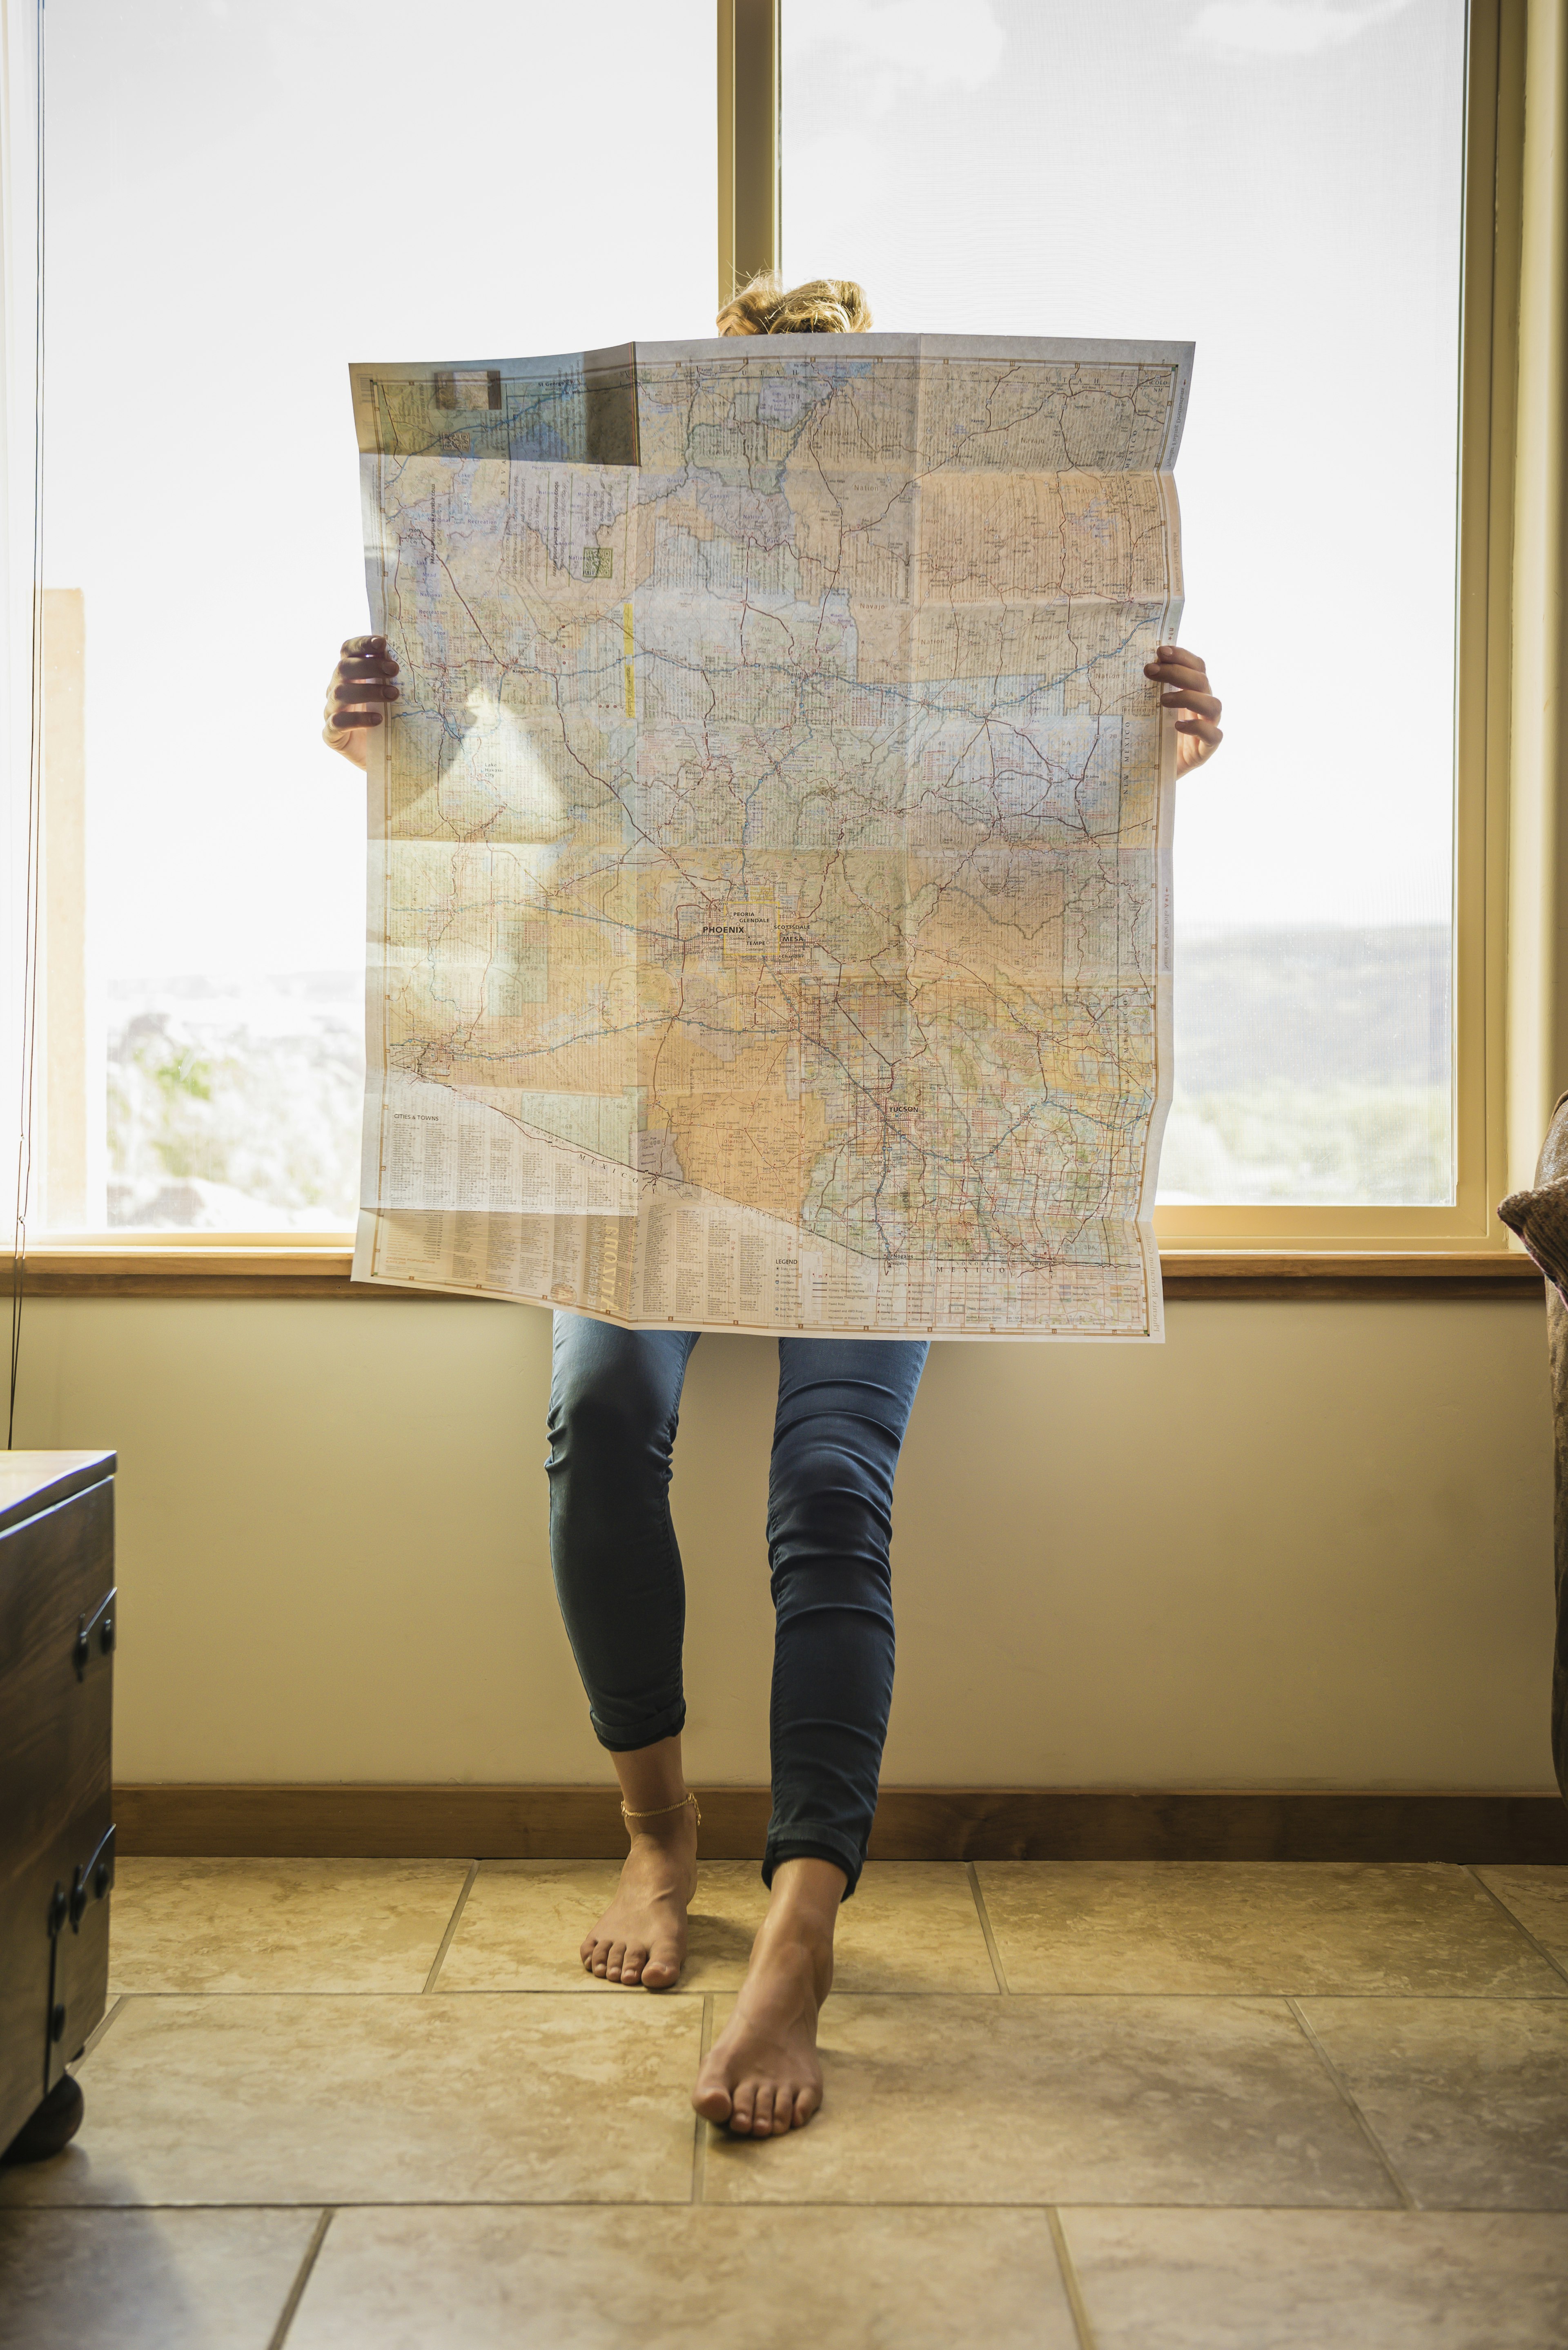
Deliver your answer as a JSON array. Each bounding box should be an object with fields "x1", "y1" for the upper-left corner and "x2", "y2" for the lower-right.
[
  {"x1": 692, "y1": 1858, "x2": 842, "y2": 2134},
  {"x1": 581, "y1": 1813, "x2": 697, "y2": 1989}
]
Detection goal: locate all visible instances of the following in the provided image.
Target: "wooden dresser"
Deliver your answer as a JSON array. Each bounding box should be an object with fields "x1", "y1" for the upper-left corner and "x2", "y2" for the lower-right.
[{"x1": 0, "y1": 1451, "x2": 116, "y2": 2158}]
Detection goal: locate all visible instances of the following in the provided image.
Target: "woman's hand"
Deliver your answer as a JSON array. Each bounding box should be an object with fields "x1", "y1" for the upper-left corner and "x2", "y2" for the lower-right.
[
  {"x1": 1144, "y1": 644, "x2": 1223, "y2": 774},
  {"x1": 323, "y1": 633, "x2": 400, "y2": 770}
]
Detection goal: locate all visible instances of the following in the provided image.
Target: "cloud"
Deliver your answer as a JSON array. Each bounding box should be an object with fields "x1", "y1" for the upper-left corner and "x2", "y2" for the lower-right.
[
  {"x1": 786, "y1": 0, "x2": 1005, "y2": 103},
  {"x1": 1187, "y1": 0, "x2": 1419, "y2": 55}
]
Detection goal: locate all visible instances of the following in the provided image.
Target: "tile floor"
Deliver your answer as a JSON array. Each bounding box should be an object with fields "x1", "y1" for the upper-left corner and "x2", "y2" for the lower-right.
[{"x1": 2, "y1": 1857, "x2": 1567, "y2": 2346}]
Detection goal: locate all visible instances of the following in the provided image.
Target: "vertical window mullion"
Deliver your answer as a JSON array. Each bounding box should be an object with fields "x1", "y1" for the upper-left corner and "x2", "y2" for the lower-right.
[{"x1": 718, "y1": 0, "x2": 780, "y2": 303}]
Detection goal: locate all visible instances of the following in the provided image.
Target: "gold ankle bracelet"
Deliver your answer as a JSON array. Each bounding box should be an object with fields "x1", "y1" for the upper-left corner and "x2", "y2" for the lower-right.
[{"x1": 620, "y1": 1792, "x2": 701, "y2": 1829}]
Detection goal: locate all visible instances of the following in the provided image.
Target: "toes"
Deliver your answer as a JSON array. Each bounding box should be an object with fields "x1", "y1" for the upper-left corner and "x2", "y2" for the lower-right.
[
  {"x1": 620, "y1": 1942, "x2": 649, "y2": 1985},
  {"x1": 693, "y1": 2076, "x2": 733, "y2": 2124},
  {"x1": 696, "y1": 2059, "x2": 812, "y2": 2134},
  {"x1": 641, "y1": 1948, "x2": 680, "y2": 1990}
]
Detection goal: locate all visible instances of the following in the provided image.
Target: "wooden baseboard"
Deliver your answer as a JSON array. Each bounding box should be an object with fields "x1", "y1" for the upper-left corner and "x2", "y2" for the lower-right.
[{"x1": 111, "y1": 1784, "x2": 1568, "y2": 1864}]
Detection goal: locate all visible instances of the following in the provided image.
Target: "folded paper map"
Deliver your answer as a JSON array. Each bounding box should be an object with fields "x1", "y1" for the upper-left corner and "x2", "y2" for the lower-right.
[{"x1": 348, "y1": 334, "x2": 1190, "y2": 1337}]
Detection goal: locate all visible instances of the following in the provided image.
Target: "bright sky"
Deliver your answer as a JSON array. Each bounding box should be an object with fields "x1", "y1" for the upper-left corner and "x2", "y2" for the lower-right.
[
  {"x1": 43, "y1": 0, "x2": 715, "y2": 978},
  {"x1": 45, "y1": 0, "x2": 1463, "y2": 978}
]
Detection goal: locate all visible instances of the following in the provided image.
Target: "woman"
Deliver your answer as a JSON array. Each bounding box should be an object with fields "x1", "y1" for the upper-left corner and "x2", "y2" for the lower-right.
[{"x1": 325, "y1": 273, "x2": 1223, "y2": 2136}]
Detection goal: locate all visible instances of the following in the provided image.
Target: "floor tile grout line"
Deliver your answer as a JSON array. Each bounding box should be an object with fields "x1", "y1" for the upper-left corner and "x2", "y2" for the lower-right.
[
  {"x1": 965, "y1": 1862, "x2": 1011, "y2": 1994},
  {"x1": 75, "y1": 1995, "x2": 125, "y2": 2062},
  {"x1": 1045, "y1": 2207, "x2": 1100, "y2": 2350},
  {"x1": 265, "y1": 2206, "x2": 334, "y2": 2350},
  {"x1": 74, "y1": 1984, "x2": 1568, "y2": 2007},
  {"x1": 23, "y1": 2195, "x2": 1566, "y2": 2213},
  {"x1": 422, "y1": 1862, "x2": 481, "y2": 1994},
  {"x1": 691, "y1": 1993, "x2": 715, "y2": 2203},
  {"x1": 1463, "y1": 1864, "x2": 1568, "y2": 1990},
  {"x1": 68, "y1": 1985, "x2": 1568, "y2": 2021},
  {"x1": 1284, "y1": 1996, "x2": 1418, "y2": 2211}
]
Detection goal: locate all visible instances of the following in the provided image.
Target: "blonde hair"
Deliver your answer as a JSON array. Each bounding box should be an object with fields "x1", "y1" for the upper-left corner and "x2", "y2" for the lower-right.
[{"x1": 716, "y1": 271, "x2": 873, "y2": 337}]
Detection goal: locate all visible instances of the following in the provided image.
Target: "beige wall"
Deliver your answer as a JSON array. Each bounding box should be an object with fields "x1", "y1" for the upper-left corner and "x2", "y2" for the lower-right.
[{"x1": 9, "y1": 1293, "x2": 1559, "y2": 1790}]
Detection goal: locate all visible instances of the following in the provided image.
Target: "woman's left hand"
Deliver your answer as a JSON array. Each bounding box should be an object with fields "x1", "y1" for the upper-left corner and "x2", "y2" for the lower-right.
[{"x1": 1145, "y1": 644, "x2": 1223, "y2": 774}]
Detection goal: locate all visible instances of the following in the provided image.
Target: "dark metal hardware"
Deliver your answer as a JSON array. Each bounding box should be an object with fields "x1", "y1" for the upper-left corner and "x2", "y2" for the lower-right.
[
  {"x1": 49, "y1": 2005, "x2": 65, "y2": 2043},
  {"x1": 72, "y1": 1587, "x2": 117, "y2": 1681},
  {"x1": 48, "y1": 1824, "x2": 115, "y2": 1949},
  {"x1": 67, "y1": 1826, "x2": 116, "y2": 1932}
]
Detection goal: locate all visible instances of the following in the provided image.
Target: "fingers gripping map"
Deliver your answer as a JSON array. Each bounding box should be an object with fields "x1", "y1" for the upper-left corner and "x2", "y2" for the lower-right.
[{"x1": 349, "y1": 334, "x2": 1191, "y2": 1338}]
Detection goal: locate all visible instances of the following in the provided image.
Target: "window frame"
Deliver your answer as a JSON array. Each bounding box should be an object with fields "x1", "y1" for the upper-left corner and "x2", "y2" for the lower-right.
[
  {"x1": 15, "y1": 0, "x2": 1548, "y2": 1291},
  {"x1": 1152, "y1": 0, "x2": 1523, "y2": 1255},
  {"x1": 758, "y1": 0, "x2": 1534, "y2": 1261}
]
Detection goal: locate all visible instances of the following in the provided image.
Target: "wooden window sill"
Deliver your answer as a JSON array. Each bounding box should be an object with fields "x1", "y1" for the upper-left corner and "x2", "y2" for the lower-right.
[{"x1": 9, "y1": 1246, "x2": 1546, "y2": 1301}]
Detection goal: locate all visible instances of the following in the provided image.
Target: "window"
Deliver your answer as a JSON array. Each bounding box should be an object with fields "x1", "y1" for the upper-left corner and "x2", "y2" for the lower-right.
[
  {"x1": 21, "y1": 0, "x2": 1528, "y2": 1257},
  {"x1": 38, "y1": 0, "x2": 715, "y2": 1232},
  {"x1": 782, "y1": 0, "x2": 1469, "y2": 1220}
]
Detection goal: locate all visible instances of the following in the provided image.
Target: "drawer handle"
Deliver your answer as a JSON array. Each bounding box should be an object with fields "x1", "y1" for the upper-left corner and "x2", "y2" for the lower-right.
[
  {"x1": 73, "y1": 1588, "x2": 117, "y2": 1681},
  {"x1": 56, "y1": 1825, "x2": 116, "y2": 1935}
]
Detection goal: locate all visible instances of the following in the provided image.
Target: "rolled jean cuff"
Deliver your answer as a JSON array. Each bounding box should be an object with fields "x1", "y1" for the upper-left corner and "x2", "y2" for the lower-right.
[
  {"x1": 589, "y1": 1697, "x2": 687, "y2": 1753},
  {"x1": 763, "y1": 1828, "x2": 863, "y2": 1898}
]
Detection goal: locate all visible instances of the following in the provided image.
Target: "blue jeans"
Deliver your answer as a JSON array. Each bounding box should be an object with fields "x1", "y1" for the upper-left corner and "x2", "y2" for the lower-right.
[{"x1": 546, "y1": 1313, "x2": 929, "y2": 1895}]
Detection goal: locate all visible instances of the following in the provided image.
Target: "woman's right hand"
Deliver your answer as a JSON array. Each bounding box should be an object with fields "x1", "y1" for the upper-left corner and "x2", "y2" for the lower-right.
[{"x1": 323, "y1": 634, "x2": 400, "y2": 770}]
